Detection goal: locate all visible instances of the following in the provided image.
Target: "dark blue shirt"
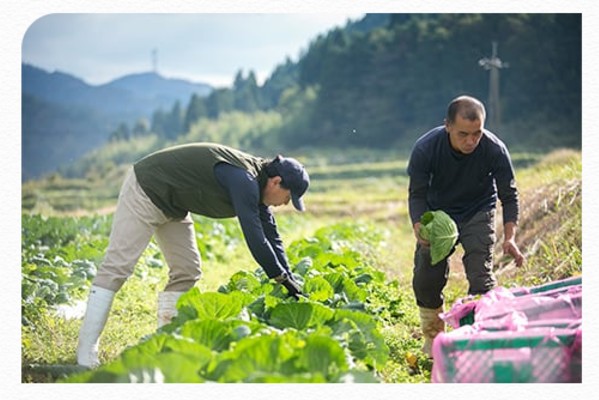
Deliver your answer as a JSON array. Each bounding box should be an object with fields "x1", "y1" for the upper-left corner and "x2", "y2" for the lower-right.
[
  {"x1": 213, "y1": 162, "x2": 290, "y2": 279},
  {"x1": 407, "y1": 125, "x2": 519, "y2": 225}
]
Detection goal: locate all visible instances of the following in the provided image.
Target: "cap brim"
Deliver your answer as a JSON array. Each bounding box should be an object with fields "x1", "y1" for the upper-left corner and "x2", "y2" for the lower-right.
[{"x1": 291, "y1": 194, "x2": 305, "y2": 212}]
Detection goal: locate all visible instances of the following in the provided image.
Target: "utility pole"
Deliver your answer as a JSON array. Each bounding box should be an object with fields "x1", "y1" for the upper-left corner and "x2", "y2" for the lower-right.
[
  {"x1": 478, "y1": 41, "x2": 508, "y2": 131},
  {"x1": 152, "y1": 48, "x2": 158, "y2": 74}
]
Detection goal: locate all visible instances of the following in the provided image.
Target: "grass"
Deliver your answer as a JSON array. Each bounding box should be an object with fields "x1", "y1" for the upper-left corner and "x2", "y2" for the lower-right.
[{"x1": 21, "y1": 148, "x2": 582, "y2": 383}]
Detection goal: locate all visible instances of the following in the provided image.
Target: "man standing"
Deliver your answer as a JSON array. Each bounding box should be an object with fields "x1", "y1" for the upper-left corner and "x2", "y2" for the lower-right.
[
  {"x1": 406, "y1": 95, "x2": 524, "y2": 357},
  {"x1": 77, "y1": 143, "x2": 310, "y2": 367}
]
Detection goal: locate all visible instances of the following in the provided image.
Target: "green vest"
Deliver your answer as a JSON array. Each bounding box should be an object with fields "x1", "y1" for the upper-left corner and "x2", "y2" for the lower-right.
[{"x1": 133, "y1": 143, "x2": 267, "y2": 219}]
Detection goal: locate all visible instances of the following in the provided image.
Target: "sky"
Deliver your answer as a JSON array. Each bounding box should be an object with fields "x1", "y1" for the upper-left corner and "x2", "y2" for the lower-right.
[{"x1": 22, "y1": 13, "x2": 365, "y2": 87}]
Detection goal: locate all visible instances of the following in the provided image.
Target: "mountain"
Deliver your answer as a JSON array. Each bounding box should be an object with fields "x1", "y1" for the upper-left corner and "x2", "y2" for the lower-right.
[
  {"x1": 22, "y1": 64, "x2": 212, "y2": 121},
  {"x1": 106, "y1": 72, "x2": 212, "y2": 105},
  {"x1": 22, "y1": 64, "x2": 213, "y2": 180},
  {"x1": 22, "y1": 93, "x2": 110, "y2": 181}
]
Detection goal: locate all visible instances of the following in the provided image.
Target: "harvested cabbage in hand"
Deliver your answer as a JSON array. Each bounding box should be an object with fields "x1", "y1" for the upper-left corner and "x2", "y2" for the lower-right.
[{"x1": 419, "y1": 210, "x2": 459, "y2": 265}]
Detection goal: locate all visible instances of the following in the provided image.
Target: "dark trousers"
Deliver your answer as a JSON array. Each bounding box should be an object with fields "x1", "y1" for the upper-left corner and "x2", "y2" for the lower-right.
[{"x1": 412, "y1": 210, "x2": 498, "y2": 309}]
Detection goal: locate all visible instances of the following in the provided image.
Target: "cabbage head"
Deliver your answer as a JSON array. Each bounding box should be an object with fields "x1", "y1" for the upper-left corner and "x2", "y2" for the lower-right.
[{"x1": 419, "y1": 210, "x2": 459, "y2": 265}]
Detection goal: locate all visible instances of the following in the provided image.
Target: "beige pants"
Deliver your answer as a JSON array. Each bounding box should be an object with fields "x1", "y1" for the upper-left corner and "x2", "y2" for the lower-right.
[{"x1": 93, "y1": 168, "x2": 202, "y2": 292}]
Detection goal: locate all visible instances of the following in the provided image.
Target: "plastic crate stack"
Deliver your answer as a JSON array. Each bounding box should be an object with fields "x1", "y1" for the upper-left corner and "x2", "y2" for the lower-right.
[{"x1": 431, "y1": 276, "x2": 582, "y2": 383}]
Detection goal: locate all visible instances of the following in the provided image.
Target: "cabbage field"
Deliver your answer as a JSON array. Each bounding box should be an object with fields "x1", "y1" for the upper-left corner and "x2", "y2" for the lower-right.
[
  {"x1": 21, "y1": 150, "x2": 582, "y2": 383},
  {"x1": 63, "y1": 223, "x2": 399, "y2": 383},
  {"x1": 22, "y1": 213, "x2": 427, "y2": 383}
]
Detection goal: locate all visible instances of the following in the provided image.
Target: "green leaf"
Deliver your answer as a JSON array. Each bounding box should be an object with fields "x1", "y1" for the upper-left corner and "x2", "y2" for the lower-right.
[
  {"x1": 222, "y1": 270, "x2": 262, "y2": 294},
  {"x1": 296, "y1": 335, "x2": 349, "y2": 379},
  {"x1": 286, "y1": 237, "x2": 330, "y2": 265},
  {"x1": 179, "y1": 319, "x2": 234, "y2": 351},
  {"x1": 124, "y1": 333, "x2": 212, "y2": 363},
  {"x1": 313, "y1": 252, "x2": 360, "y2": 271},
  {"x1": 177, "y1": 289, "x2": 246, "y2": 321},
  {"x1": 294, "y1": 257, "x2": 313, "y2": 276},
  {"x1": 324, "y1": 273, "x2": 367, "y2": 302},
  {"x1": 269, "y1": 302, "x2": 335, "y2": 330},
  {"x1": 67, "y1": 334, "x2": 212, "y2": 383},
  {"x1": 124, "y1": 353, "x2": 206, "y2": 383},
  {"x1": 264, "y1": 293, "x2": 284, "y2": 310},
  {"x1": 304, "y1": 275, "x2": 335, "y2": 302},
  {"x1": 93, "y1": 352, "x2": 205, "y2": 383},
  {"x1": 329, "y1": 309, "x2": 389, "y2": 367},
  {"x1": 206, "y1": 333, "x2": 299, "y2": 382}
]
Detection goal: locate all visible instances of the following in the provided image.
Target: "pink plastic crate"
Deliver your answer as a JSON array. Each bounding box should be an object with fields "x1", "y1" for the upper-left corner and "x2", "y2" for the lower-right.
[
  {"x1": 432, "y1": 277, "x2": 582, "y2": 383},
  {"x1": 442, "y1": 277, "x2": 582, "y2": 329},
  {"x1": 431, "y1": 320, "x2": 582, "y2": 383}
]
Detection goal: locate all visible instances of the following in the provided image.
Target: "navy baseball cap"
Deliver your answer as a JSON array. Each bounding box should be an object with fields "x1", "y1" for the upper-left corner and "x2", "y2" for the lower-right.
[{"x1": 273, "y1": 155, "x2": 310, "y2": 211}]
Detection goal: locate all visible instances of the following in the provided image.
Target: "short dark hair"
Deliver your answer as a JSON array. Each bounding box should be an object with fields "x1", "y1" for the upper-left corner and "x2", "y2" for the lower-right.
[
  {"x1": 264, "y1": 155, "x2": 282, "y2": 178},
  {"x1": 264, "y1": 155, "x2": 289, "y2": 189},
  {"x1": 447, "y1": 95, "x2": 486, "y2": 123}
]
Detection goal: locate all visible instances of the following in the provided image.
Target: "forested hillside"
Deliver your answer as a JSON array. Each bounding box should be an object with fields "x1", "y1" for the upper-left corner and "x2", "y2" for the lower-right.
[
  {"x1": 22, "y1": 65, "x2": 213, "y2": 180},
  {"x1": 132, "y1": 13, "x2": 580, "y2": 150},
  {"x1": 23, "y1": 13, "x2": 581, "y2": 181},
  {"x1": 294, "y1": 14, "x2": 580, "y2": 148}
]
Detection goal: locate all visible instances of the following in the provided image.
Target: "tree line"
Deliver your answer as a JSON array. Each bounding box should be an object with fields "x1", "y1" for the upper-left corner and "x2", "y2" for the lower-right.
[{"x1": 109, "y1": 14, "x2": 581, "y2": 151}]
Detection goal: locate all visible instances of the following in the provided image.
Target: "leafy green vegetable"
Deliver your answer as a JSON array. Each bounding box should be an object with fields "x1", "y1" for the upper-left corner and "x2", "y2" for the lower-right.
[
  {"x1": 296, "y1": 335, "x2": 349, "y2": 378},
  {"x1": 419, "y1": 210, "x2": 459, "y2": 265},
  {"x1": 176, "y1": 290, "x2": 247, "y2": 321},
  {"x1": 179, "y1": 319, "x2": 235, "y2": 351},
  {"x1": 206, "y1": 333, "x2": 300, "y2": 382},
  {"x1": 304, "y1": 275, "x2": 335, "y2": 302},
  {"x1": 59, "y1": 221, "x2": 399, "y2": 383},
  {"x1": 269, "y1": 302, "x2": 335, "y2": 330}
]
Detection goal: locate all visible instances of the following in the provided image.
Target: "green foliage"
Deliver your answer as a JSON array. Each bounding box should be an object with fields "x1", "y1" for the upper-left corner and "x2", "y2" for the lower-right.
[
  {"x1": 294, "y1": 14, "x2": 580, "y2": 149},
  {"x1": 58, "y1": 135, "x2": 160, "y2": 181},
  {"x1": 261, "y1": 58, "x2": 300, "y2": 108},
  {"x1": 177, "y1": 291, "x2": 246, "y2": 321},
  {"x1": 21, "y1": 214, "x2": 111, "y2": 325},
  {"x1": 184, "y1": 94, "x2": 207, "y2": 132},
  {"x1": 184, "y1": 110, "x2": 283, "y2": 151},
  {"x1": 61, "y1": 222, "x2": 398, "y2": 383},
  {"x1": 269, "y1": 302, "x2": 335, "y2": 330},
  {"x1": 150, "y1": 101, "x2": 185, "y2": 140},
  {"x1": 20, "y1": 213, "x2": 243, "y2": 327}
]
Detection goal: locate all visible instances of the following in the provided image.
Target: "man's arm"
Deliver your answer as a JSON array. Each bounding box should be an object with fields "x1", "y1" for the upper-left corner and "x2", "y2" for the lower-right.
[
  {"x1": 214, "y1": 163, "x2": 287, "y2": 279},
  {"x1": 494, "y1": 147, "x2": 525, "y2": 266},
  {"x1": 258, "y1": 207, "x2": 304, "y2": 298},
  {"x1": 259, "y1": 205, "x2": 292, "y2": 276},
  {"x1": 407, "y1": 147, "x2": 431, "y2": 243}
]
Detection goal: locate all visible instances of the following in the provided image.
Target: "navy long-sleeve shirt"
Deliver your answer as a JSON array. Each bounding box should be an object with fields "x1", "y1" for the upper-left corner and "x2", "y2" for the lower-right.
[
  {"x1": 213, "y1": 162, "x2": 291, "y2": 279},
  {"x1": 407, "y1": 126, "x2": 519, "y2": 225}
]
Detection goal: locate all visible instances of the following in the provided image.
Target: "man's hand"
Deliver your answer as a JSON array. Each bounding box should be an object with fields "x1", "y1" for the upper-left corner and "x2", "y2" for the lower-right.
[
  {"x1": 503, "y1": 239, "x2": 525, "y2": 267},
  {"x1": 413, "y1": 222, "x2": 430, "y2": 247},
  {"x1": 275, "y1": 273, "x2": 303, "y2": 299},
  {"x1": 282, "y1": 278, "x2": 303, "y2": 299},
  {"x1": 503, "y1": 222, "x2": 525, "y2": 267}
]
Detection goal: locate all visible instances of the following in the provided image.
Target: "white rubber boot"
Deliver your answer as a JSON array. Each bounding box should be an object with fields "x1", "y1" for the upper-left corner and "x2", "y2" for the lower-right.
[
  {"x1": 419, "y1": 306, "x2": 445, "y2": 358},
  {"x1": 157, "y1": 291, "x2": 184, "y2": 328},
  {"x1": 77, "y1": 285, "x2": 115, "y2": 367}
]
